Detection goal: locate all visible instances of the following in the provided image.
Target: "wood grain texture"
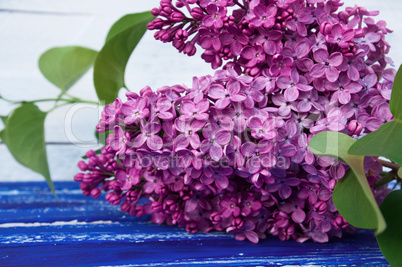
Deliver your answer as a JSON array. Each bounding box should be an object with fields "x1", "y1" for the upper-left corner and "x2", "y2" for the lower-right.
[{"x1": 0, "y1": 182, "x2": 390, "y2": 266}]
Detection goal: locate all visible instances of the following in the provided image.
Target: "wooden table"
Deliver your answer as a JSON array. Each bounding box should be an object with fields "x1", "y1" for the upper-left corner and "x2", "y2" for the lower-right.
[{"x1": 0, "y1": 182, "x2": 389, "y2": 266}]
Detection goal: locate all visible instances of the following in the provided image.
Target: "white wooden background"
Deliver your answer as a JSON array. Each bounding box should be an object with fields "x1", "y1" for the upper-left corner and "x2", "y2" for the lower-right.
[{"x1": 0, "y1": 0, "x2": 401, "y2": 181}]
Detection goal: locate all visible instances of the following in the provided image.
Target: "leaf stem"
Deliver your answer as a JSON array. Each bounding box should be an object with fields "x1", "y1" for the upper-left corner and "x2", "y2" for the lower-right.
[
  {"x1": 1, "y1": 96, "x2": 99, "y2": 106},
  {"x1": 378, "y1": 159, "x2": 400, "y2": 172},
  {"x1": 374, "y1": 172, "x2": 395, "y2": 189}
]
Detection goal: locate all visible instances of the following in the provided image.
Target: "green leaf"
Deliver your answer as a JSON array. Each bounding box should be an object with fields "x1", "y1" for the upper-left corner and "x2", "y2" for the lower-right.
[
  {"x1": 0, "y1": 116, "x2": 8, "y2": 143},
  {"x1": 333, "y1": 171, "x2": 379, "y2": 229},
  {"x1": 390, "y1": 65, "x2": 402, "y2": 119},
  {"x1": 309, "y1": 131, "x2": 386, "y2": 234},
  {"x1": 3, "y1": 104, "x2": 55, "y2": 194},
  {"x1": 349, "y1": 121, "x2": 402, "y2": 166},
  {"x1": 39, "y1": 46, "x2": 97, "y2": 92},
  {"x1": 376, "y1": 190, "x2": 402, "y2": 266},
  {"x1": 105, "y1": 12, "x2": 153, "y2": 42},
  {"x1": 93, "y1": 11, "x2": 154, "y2": 104}
]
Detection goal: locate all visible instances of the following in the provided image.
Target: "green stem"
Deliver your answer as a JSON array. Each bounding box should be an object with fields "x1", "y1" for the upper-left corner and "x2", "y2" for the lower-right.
[
  {"x1": 374, "y1": 172, "x2": 396, "y2": 189},
  {"x1": 1, "y1": 96, "x2": 99, "y2": 106},
  {"x1": 65, "y1": 98, "x2": 100, "y2": 105},
  {"x1": 47, "y1": 102, "x2": 71, "y2": 113},
  {"x1": 378, "y1": 159, "x2": 400, "y2": 172}
]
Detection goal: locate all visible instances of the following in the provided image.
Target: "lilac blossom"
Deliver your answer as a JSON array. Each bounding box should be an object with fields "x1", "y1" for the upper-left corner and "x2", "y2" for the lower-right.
[
  {"x1": 241, "y1": 140, "x2": 276, "y2": 173},
  {"x1": 179, "y1": 99, "x2": 209, "y2": 121},
  {"x1": 200, "y1": 125, "x2": 231, "y2": 161},
  {"x1": 279, "y1": 198, "x2": 306, "y2": 223},
  {"x1": 269, "y1": 55, "x2": 293, "y2": 77},
  {"x1": 366, "y1": 103, "x2": 393, "y2": 131},
  {"x1": 249, "y1": 4, "x2": 277, "y2": 29},
  {"x1": 225, "y1": 103, "x2": 253, "y2": 133},
  {"x1": 326, "y1": 24, "x2": 355, "y2": 48},
  {"x1": 249, "y1": 116, "x2": 277, "y2": 140},
  {"x1": 77, "y1": 0, "x2": 395, "y2": 246},
  {"x1": 324, "y1": 73, "x2": 363, "y2": 104},
  {"x1": 241, "y1": 44, "x2": 266, "y2": 68},
  {"x1": 226, "y1": 135, "x2": 245, "y2": 167},
  {"x1": 208, "y1": 83, "x2": 246, "y2": 109},
  {"x1": 202, "y1": 4, "x2": 226, "y2": 29},
  {"x1": 277, "y1": 69, "x2": 313, "y2": 101},
  {"x1": 201, "y1": 167, "x2": 233, "y2": 189},
  {"x1": 310, "y1": 108, "x2": 346, "y2": 134},
  {"x1": 266, "y1": 169, "x2": 301, "y2": 199},
  {"x1": 122, "y1": 97, "x2": 149, "y2": 124},
  {"x1": 152, "y1": 98, "x2": 174, "y2": 120},
  {"x1": 108, "y1": 125, "x2": 130, "y2": 156},
  {"x1": 116, "y1": 168, "x2": 141, "y2": 191},
  {"x1": 310, "y1": 49, "x2": 343, "y2": 82},
  {"x1": 132, "y1": 122, "x2": 163, "y2": 150},
  {"x1": 220, "y1": 26, "x2": 249, "y2": 56},
  {"x1": 174, "y1": 119, "x2": 205, "y2": 149}
]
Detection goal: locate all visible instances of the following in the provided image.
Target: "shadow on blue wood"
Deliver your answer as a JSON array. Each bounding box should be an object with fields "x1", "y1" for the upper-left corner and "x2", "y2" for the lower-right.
[{"x1": 0, "y1": 182, "x2": 389, "y2": 266}]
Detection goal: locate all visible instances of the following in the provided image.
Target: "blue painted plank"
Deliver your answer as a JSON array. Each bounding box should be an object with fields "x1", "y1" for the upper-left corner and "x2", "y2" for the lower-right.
[
  {"x1": 0, "y1": 182, "x2": 128, "y2": 223},
  {"x1": 0, "y1": 182, "x2": 390, "y2": 266}
]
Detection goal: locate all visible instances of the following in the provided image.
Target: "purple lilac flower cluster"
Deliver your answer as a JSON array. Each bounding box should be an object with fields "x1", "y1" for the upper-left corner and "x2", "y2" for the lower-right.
[{"x1": 75, "y1": 0, "x2": 394, "y2": 243}]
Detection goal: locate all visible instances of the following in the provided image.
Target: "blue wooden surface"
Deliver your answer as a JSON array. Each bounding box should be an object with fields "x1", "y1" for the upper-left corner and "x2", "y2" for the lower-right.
[{"x1": 0, "y1": 182, "x2": 390, "y2": 266}]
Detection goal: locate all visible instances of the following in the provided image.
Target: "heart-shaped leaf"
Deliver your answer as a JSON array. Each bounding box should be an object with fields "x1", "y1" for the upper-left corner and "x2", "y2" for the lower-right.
[
  {"x1": 376, "y1": 190, "x2": 402, "y2": 266},
  {"x1": 39, "y1": 46, "x2": 97, "y2": 92},
  {"x1": 3, "y1": 104, "x2": 55, "y2": 194},
  {"x1": 390, "y1": 64, "x2": 402, "y2": 119},
  {"x1": 309, "y1": 131, "x2": 386, "y2": 234},
  {"x1": 348, "y1": 121, "x2": 402, "y2": 166},
  {"x1": 333, "y1": 171, "x2": 379, "y2": 229},
  {"x1": 93, "y1": 11, "x2": 154, "y2": 104}
]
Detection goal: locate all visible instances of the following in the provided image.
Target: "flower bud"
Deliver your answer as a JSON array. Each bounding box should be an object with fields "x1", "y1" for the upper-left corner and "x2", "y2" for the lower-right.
[
  {"x1": 79, "y1": 183, "x2": 91, "y2": 196},
  {"x1": 120, "y1": 201, "x2": 131, "y2": 213},
  {"x1": 91, "y1": 188, "x2": 101, "y2": 199},
  {"x1": 191, "y1": 7, "x2": 204, "y2": 20},
  {"x1": 170, "y1": 12, "x2": 185, "y2": 22},
  {"x1": 333, "y1": 216, "x2": 348, "y2": 229},
  {"x1": 348, "y1": 120, "x2": 363, "y2": 136},
  {"x1": 106, "y1": 192, "x2": 121, "y2": 205},
  {"x1": 314, "y1": 201, "x2": 328, "y2": 214},
  {"x1": 184, "y1": 42, "x2": 196, "y2": 56},
  {"x1": 232, "y1": 217, "x2": 244, "y2": 229},
  {"x1": 151, "y1": 7, "x2": 160, "y2": 16},
  {"x1": 77, "y1": 161, "x2": 88, "y2": 171},
  {"x1": 85, "y1": 150, "x2": 96, "y2": 159},
  {"x1": 151, "y1": 201, "x2": 163, "y2": 212},
  {"x1": 210, "y1": 211, "x2": 222, "y2": 225},
  {"x1": 74, "y1": 173, "x2": 84, "y2": 182},
  {"x1": 186, "y1": 221, "x2": 198, "y2": 233}
]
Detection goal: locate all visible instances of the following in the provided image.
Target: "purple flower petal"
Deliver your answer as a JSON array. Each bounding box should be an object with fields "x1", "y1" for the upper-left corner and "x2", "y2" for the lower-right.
[
  {"x1": 132, "y1": 134, "x2": 147, "y2": 148},
  {"x1": 215, "y1": 130, "x2": 231, "y2": 145},
  {"x1": 210, "y1": 142, "x2": 223, "y2": 161},
  {"x1": 292, "y1": 208, "x2": 306, "y2": 223},
  {"x1": 215, "y1": 175, "x2": 229, "y2": 189},
  {"x1": 147, "y1": 135, "x2": 163, "y2": 150}
]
